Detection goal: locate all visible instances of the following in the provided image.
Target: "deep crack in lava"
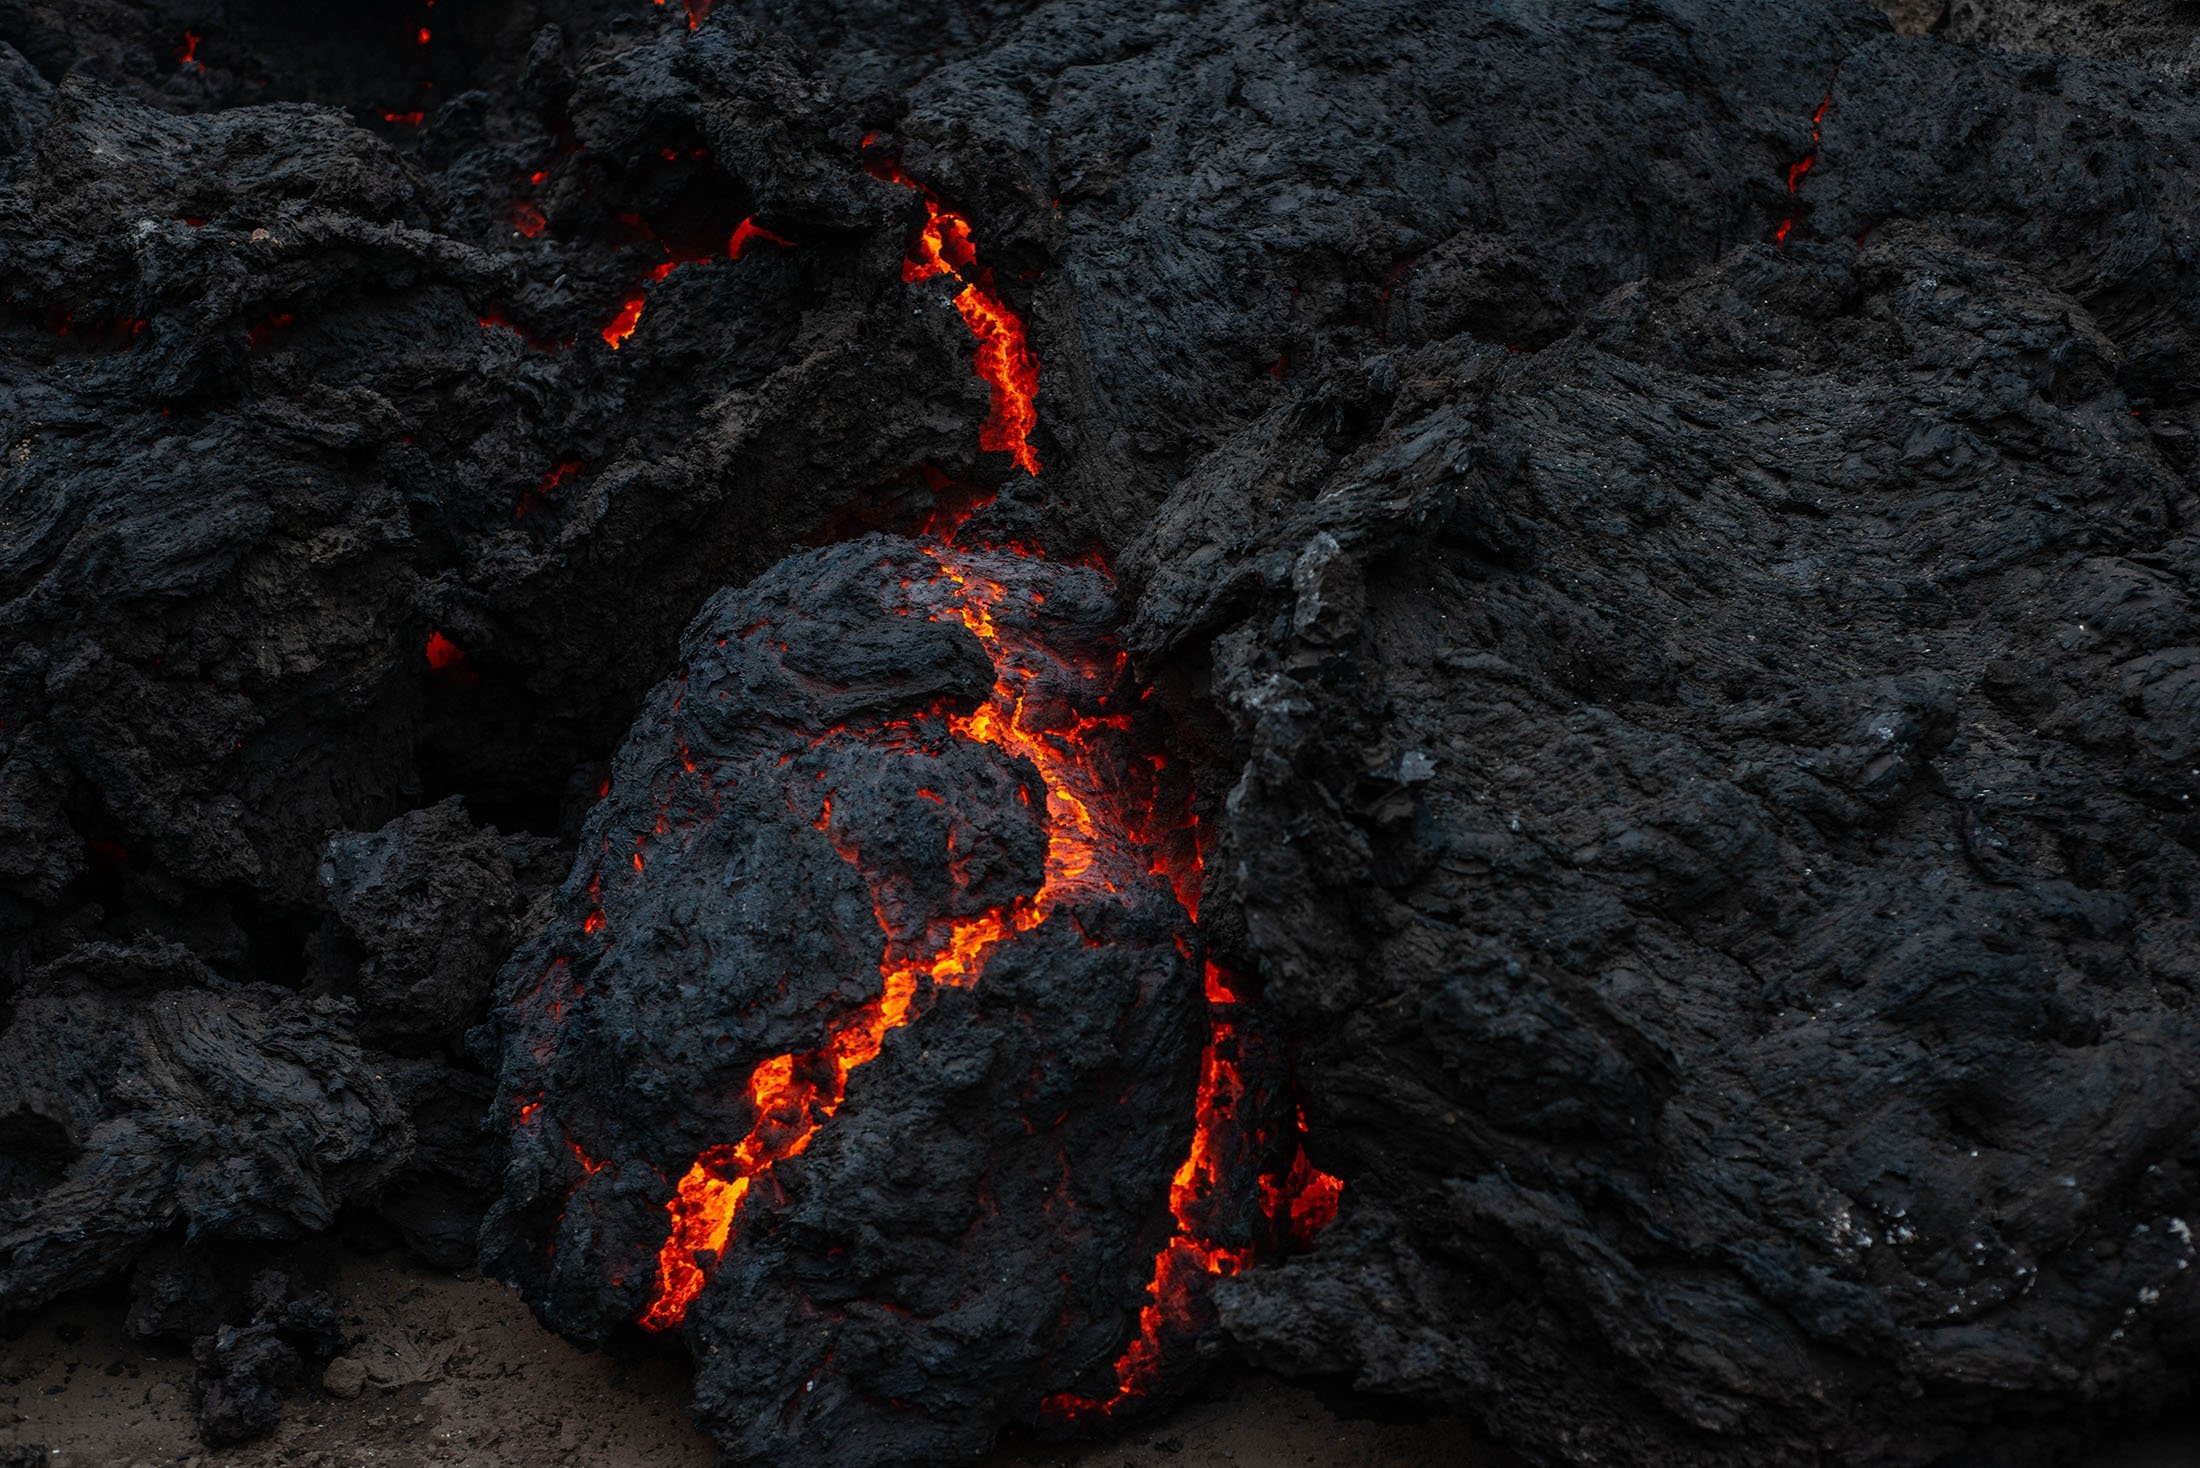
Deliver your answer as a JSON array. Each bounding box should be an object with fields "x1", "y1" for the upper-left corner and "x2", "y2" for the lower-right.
[
  {"x1": 863, "y1": 149, "x2": 1043, "y2": 476},
  {"x1": 600, "y1": 211, "x2": 791, "y2": 350},
  {"x1": 1042, "y1": 958, "x2": 1343, "y2": 1420},
  {"x1": 1774, "y1": 88, "x2": 1833, "y2": 246}
]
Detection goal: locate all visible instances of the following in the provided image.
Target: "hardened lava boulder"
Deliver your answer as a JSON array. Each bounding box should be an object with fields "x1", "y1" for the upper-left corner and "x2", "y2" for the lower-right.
[{"x1": 481, "y1": 535, "x2": 1218, "y2": 1467}]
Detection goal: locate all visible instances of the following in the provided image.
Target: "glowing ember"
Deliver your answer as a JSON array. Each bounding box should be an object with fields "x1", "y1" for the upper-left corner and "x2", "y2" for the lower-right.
[
  {"x1": 598, "y1": 209, "x2": 790, "y2": 349},
  {"x1": 423, "y1": 630, "x2": 476, "y2": 686},
  {"x1": 176, "y1": 32, "x2": 205, "y2": 72},
  {"x1": 512, "y1": 201, "x2": 547, "y2": 238},
  {"x1": 601, "y1": 291, "x2": 648, "y2": 349},
  {"x1": 864, "y1": 152, "x2": 1043, "y2": 475},
  {"x1": 636, "y1": 532, "x2": 1340, "y2": 1348},
  {"x1": 553, "y1": 143, "x2": 1331, "y2": 1415},
  {"x1": 1043, "y1": 962, "x2": 1343, "y2": 1421},
  {"x1": 381, "y1": 111, "x2": 425, "y2": 127},
  {"x1": 640, "y1": 543, "x2": 1109, "y2": 1330}
]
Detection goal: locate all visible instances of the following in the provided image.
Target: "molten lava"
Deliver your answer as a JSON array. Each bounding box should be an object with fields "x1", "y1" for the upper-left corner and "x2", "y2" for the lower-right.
[
  {"x1": 1042, "y1": 959, "x2": 1342, "y2": 1421},
  {"x1": 864, "y1": 152, "x2": 1043, "y2": 475},
  {"x1": 727, "y1": 216, "x2": 794, "y2": 260},
  {"x1": 653, "y1": 0, "x2": 715, "y2": 29},
  {"x1": 423, "y1": 629, "x2": 476, "y2": 686},
  {"x1": 633, "y1": 521, "x2": 1341, "y2": 1379}
]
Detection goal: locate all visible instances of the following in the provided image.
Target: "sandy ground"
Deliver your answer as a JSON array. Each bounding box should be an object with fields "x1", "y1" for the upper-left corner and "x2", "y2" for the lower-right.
[
  {"x1": 4, "y1": 1252, "x2": 2195, "y2": 1467},
  {"x1": 0, "y1": 1251, "x2": 1502, "y2": 1467}
]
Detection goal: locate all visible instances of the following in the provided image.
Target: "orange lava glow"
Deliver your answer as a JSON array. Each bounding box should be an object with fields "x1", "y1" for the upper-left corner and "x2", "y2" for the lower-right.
[
  {"x1": 512, "y1": 201, "x2": 547, "y2": 238},
  {"x1": 601, "y1": 290, "x2": 648, "y2": 349},
  {"x1": 636, "y1": 535, "x2": 1342, "y2": 1346},
  {"x1": 176, "y1": 32, "x2": 205, "y2": 71},
  {"x1": 599, "y1": 209, "x2": 792, "y2": 349},
  {"x1": 381, "y1": 110, "x2": 425, "y2": 127},
  {"x1": 864, "y1": 152, "x2": 1043, "y2": 475},
  {"x1": 1263, "y1": 1139, "x2": 1345, "y2": 1249}
]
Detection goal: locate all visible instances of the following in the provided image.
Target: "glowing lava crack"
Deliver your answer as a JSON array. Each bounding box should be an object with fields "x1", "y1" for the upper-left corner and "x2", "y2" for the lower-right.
[{"x1": 864, "y1": 148, "x2": 1043, "y2": 476}]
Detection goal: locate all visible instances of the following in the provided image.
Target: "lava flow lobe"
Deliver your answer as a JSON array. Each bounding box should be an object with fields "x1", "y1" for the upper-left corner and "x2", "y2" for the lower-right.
[{"x1": 482, "y1": 529, "x2": 1330, "y2": 1465}]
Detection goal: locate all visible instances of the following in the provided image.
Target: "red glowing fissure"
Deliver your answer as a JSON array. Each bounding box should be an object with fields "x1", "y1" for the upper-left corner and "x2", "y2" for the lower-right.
[
  {"x1": 629, "y1": 533, "x2": 1343, "y2": 1376},
  {"x1": 176, "y1": 32, "x2": 205, "y2": 72},
  {"x1": 599, "y1": 213, "x2": 791, "y2": 349},
  {"x1": 516, "y1": 460, "x2": 582, "y2": 519},
  {"x1": 638, "y1": 539, "x2": 1093, "y2": 1330},
  {"x1": 1774, "y1": 90, "x2": 1833, "y2": 246},
  {"x1": 423, "y1": 629, "x2": 476, "y2": 686},
  {"x1": 1039, "y1": 954, "x2": 1342, "y2": 1421}
]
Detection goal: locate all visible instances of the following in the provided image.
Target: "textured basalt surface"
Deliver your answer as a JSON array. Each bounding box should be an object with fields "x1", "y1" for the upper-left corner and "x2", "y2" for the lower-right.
[{"x1": 4, "y1": 0, "x2": 2199, "y2": 1464}]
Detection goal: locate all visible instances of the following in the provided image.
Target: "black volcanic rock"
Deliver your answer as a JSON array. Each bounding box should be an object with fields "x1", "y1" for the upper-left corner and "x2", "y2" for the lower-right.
[
  {"x1": 191, "y1": 1321, "x2": 303, "y2": 1446},
  {"x1": 2, "y1": 0, "x2": 2199, "y2": 1465},
  {"x1": 0, "y1": 940, "x2": 407, "y2": 1322},
  {"x1": 315, "y1": 796, "x2": 559, "y2": 1051},
  {"x1": 188, "y1": 1274, "x2": 347, "y2": 1446}
]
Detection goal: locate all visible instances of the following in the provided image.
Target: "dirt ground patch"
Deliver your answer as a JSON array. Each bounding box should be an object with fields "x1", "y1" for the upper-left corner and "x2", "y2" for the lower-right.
[{"x1": 0, "y1": 1251, "x2": 1501, "y2": 1467}]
